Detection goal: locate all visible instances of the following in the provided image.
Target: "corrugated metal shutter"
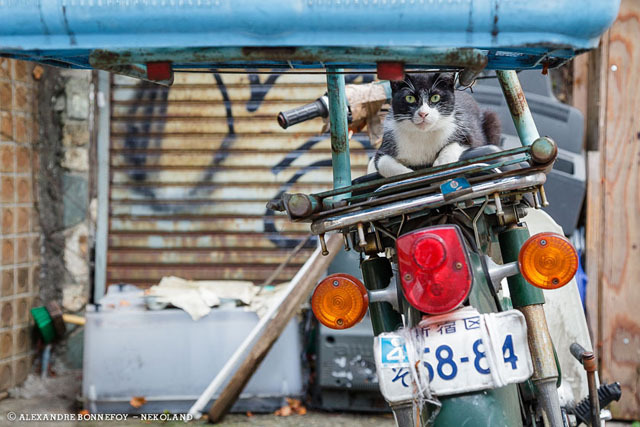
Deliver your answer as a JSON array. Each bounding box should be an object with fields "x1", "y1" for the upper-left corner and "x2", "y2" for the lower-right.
[{"x1": 107, "y1": 72, "x2": 373, "y2": 288}]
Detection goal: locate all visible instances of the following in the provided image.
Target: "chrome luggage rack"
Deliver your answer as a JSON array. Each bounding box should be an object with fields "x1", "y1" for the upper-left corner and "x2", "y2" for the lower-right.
[{"x1": 268, "y1": 137, "x2": 557, "y2": 240}]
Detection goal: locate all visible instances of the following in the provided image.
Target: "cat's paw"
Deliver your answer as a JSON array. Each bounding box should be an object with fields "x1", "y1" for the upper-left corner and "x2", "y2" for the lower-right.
[
  {"x1": 433, "y1": 142, "x2": 466, "y2": 167},
  {"x1": 432, "y1": 156, "x2": 450, "y2": 167},
  {"x1": 376, "y1": 155, "x2": 413, "y2": 177}
]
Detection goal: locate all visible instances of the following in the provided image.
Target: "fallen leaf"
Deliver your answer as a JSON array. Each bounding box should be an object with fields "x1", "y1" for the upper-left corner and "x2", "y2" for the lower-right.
[
  {"x1": 120, "y1": 300, "x2": 131, "y2": 307},
  {"x1": 274, "y1": 398, "x2": 307, "y2": 417},
  {"x1": 286, "y1": 397, "x2": 301, "y2": 409},
  {"x1": 246, "y1": 411, "x2": 253, "y2": 417},
  {"x1": 129, "y1": 396, "x2": 147, "y2": 408},
  {"x1": 32, "y1": 65, "x2": 44, "y2": 80},
  {"x1": 78, "y1": 410, "x2": 90, "y2": 416},
  {"x1": 274, "y1": 406, "x2": 292, "y2": 417}
]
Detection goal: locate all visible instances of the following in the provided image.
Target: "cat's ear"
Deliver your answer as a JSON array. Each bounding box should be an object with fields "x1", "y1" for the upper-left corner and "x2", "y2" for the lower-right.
[
  {"x1": 390, "y1": 79, "x2": 408, "y2": 93},
  {"x1": 439, "y1": 72, "x2": 456, "y2": 89}
]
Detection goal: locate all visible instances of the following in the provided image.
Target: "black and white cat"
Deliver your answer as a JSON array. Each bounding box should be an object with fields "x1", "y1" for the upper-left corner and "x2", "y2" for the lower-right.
[{"x1": 368, "y1": 72, "x2": 501, "y2": 177}]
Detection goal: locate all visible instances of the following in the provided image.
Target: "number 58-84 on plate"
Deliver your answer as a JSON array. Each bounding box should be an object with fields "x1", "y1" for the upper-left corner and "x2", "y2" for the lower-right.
[{"x1": 374, "y1": 308, "x2": 533, "y2": 403}]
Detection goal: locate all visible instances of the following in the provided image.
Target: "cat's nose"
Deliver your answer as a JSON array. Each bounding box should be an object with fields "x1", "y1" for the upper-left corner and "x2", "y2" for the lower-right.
[{"x1": 418, "y1": 111, "x2": 428, "y2": 118}]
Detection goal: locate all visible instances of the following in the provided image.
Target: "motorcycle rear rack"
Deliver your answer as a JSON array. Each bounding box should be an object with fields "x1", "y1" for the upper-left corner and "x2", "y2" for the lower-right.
[
  {"x1": 310, "y1": 171, "x2": 546, "y2": 235},
  {"x1": 269, "y1": 138, "x2": 556, "y2": 236}
]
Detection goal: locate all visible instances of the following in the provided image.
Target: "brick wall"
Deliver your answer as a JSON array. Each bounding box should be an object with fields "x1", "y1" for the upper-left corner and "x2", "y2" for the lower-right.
[{"x1": 0, "y1": 59, "x2": 40, "y2": 392}]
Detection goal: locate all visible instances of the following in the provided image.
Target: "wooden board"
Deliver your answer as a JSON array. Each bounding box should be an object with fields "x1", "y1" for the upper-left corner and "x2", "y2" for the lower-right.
[
  {"x1": 600, "y1": 0, "x2": 640, "y2": 419},
  {"x1": 207, "y1": 234, "x2": 343, "y2": 423},
  {"x1": 585, "y1": 151, "x2": 602, "y2": 352},
  {"x1": 571, "y1": 53, "x2": 589, "y2": 142}
]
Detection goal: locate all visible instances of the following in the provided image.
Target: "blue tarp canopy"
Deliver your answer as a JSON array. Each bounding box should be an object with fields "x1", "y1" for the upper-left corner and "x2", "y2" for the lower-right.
[{"x1": 0, "y1": 0, "x2": 619, "y2": 75}]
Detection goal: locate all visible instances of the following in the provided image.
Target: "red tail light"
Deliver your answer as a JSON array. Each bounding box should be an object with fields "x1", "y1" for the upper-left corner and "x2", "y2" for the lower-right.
[{"x1": 396, "y1": 225, "x2": 472, "y2": 314}]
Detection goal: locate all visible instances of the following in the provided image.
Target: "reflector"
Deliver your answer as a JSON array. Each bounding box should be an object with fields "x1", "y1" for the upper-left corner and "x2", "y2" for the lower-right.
[
  {"x1": 413, "y1": 236, "x2": 446, "y2": 270},
  {"x1": 518, "y1": 232, "x2": 578, "y2": 289},
  {"x1": 397, "y1": 225, "x2": 472, "y2": 314},
  {"x1": 147, "y1": 61, "x2": 172, "y2": 81},
  {"x1": 311, "y1": 273, "x2": 368, "y2": 330}
]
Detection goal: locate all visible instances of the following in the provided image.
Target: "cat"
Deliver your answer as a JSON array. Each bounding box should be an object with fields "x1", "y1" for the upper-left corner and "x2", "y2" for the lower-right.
[{"x1": 367, "y1": 72, "x2": 501, "y2": 177}]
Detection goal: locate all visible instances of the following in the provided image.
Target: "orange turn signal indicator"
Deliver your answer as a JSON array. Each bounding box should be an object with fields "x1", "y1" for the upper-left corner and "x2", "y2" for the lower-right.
[
  {"x1": 311, "y1": 273, "x2": 368, "y2": 330},
  {"x1": 518, "y1": 232, "x2": 578, "y2": 290}
]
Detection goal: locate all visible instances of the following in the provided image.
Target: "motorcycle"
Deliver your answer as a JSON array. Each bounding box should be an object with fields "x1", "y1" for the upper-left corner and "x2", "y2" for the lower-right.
[{"x1": 270, "y1": 71, "x2": 621, "y2": 426}]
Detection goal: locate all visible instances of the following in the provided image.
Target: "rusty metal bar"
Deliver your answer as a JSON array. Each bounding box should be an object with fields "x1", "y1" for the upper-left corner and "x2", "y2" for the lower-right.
[
  {"x1": 520, "y1": 305, "x2": 563, "y2": 427},
  {"x1": 496, "y1": 70, "x2": 540, "y2": 146},
  {"x1": 326, "y1": 67, "x2": 352, "y2": 201},
  {"x1": 313, "y1": 145, "x2": 531, "y2": 200},
  {"x1": 570, "y1": 343, "x2": 600, "y2": 427},
  {"x1": 89, "y1": 46, "x2": 488, "y2": 70}
]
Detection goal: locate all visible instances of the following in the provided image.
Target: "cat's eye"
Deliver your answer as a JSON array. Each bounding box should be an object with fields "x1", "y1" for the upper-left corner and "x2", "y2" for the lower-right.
[
  {"x1": 405, "y1": 95, "x2": 416, "y2": 104},
  {"x1": 430, "y1": 94, "x2": 441, "y2": 103}
]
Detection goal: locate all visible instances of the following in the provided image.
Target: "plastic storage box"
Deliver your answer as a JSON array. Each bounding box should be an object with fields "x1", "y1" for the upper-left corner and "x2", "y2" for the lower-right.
[{"x1": 83, "y1": 290, "x2": 302, "y2": 414}]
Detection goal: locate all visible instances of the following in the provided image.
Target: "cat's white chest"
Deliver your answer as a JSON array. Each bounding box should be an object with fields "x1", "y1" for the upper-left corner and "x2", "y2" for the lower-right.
[{"x1": 391, "y1": 117, "x2": 457, "y2": 167}]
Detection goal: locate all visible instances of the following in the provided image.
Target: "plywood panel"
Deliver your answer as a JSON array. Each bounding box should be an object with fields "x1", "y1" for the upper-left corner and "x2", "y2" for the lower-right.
[{"x1": 600, "y1": 0, "x2": 640, "y2": 418}]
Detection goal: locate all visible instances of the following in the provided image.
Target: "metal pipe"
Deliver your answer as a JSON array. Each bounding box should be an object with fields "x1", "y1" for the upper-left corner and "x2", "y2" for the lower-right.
[
  {"x1": 326, "y1": 67, "x2": 352, "y2": 201},
  {"x1": 367, "y1": 278, "x2": 400, "y2": 311},
  {"x1": 93, "y1": 71, "x2": 110, "y2": 302},
  {"x1": 520, "y1": 305, "x2": 563, "y2": 427},
  {"x1": 570, "y1": 343, "x2": 600, "y2": 427},
  {"x1": 496, "y1": 70, "x2": 540, "y2": 146},
  {"x1": 483, "y1": 256, "x2": 520, "y2": 290},
  {"x1": 499, "y1": 227, "x2": 562, "y2": 426},
  {"x1": 498, "y1": 226, "x2": 545, "y2": 307},
  {"x1": 587, "y1": 368, "x2": 600, "y2": 427},
  {"x1": 311, "y1": 173, "x2": 546, "y2": 234},
  {"x1": 361, "y1": 257, "x2": 403, "y2": 336},
  {"x1": 313, "y1": 145, "x2": 530, "y2": 200}
]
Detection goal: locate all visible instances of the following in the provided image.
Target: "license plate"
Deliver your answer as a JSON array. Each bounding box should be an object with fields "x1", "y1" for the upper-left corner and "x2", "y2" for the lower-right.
[{"x1": 373, "y1": 307, "x2": 533, "y2": 402}]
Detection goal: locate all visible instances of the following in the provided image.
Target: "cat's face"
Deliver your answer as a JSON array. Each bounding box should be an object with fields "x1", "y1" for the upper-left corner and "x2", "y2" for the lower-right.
[{"x1": 390, "y1": 73, "x2": 455, "y2": 131}]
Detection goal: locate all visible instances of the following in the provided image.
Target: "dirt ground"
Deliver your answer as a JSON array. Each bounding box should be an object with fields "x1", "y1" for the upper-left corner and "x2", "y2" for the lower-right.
[
  {"x1": 0, "y1": 396, "x2": 395, "y2": 427},
  {"x1": 0, "y1": 371, "x2": 395, "y2": 427},
  {"x1": 0, "y1": 372, "x2": 632, "y2": 427}
]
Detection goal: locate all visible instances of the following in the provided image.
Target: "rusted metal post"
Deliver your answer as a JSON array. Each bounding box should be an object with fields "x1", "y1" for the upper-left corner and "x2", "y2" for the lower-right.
[
  {"x1": 326, "y1": 67, "x2": 352, "y2": 201},
  {"x1": 499, "y1": 226, "x2": 563, "y2": 427},
  {"x1": 570, "y1": 343, "x2": 600, "y2": 427},
  {"x1": 496, "y1": 70, "x2": 540, "y2": 146}
]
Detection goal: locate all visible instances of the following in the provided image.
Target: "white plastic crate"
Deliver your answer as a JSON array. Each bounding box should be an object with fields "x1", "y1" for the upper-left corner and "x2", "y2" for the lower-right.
[{"x1": 83, "y1": 297, "x2": 302, "y2": 414}]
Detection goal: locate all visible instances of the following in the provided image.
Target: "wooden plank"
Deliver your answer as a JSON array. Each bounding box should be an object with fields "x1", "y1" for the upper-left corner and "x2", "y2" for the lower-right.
[
  {"x1": 585, "y1": 151, "x2": 602, "y2": 353},
  {"x1": 207, "y1": 234, "x2": 343, "y2": 423},
  {"x1": 586, "y1": 30, "x2": 610, "y2": 151},
  {"x1": 571, "y1": 53, "x2": 589, "y2": 143},
  {"x1": 600, "y1": 0, "x2": 640, "y2": 419}
]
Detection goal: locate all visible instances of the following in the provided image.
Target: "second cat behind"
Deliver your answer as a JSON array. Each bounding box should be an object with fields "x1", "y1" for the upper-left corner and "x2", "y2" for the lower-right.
[{"x1": 368, "y1": 72, "x2": 501, "y2": 177}]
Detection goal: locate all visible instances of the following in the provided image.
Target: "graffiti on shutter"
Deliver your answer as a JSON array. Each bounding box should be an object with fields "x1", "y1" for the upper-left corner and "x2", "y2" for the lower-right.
[{"x1": 108, "y1": 71, "x2": 374, "y2": 287}]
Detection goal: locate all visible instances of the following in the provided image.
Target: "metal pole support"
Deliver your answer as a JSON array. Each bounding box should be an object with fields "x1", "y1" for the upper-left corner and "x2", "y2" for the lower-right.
[
  {"x1": 496, "y1": 70, "x2": 540, "y2": 147},
  {"x1": 499, "y1": 226, "x2": 563, "y2": 427},
  {"x1": 326, "y1": 68, "x2": 352, "y2": 201}
]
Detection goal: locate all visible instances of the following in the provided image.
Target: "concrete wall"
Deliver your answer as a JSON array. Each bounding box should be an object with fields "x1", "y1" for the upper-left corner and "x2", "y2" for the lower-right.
[
  {"x1": 33, "y1": 65, "x2": 92, "y2": 371},
  {"x1": 59, "y1": 70, "x2": 91, "y2": 314},
  {"x1": 0, "y1": 59, "x2": 93, "y2": 391},
  {"x1": 0, "y1": 59, "x2": 40, "y2": 392}
]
